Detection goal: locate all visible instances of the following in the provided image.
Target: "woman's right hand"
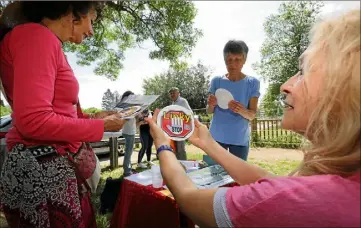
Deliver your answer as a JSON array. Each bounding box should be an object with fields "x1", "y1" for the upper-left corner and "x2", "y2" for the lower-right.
[
  {"x1": 103, "y1": 113, "x2": 125, "y2": 132},
  {"x1": 207, "y1": 94, "x2": 217, "y2": 107}
]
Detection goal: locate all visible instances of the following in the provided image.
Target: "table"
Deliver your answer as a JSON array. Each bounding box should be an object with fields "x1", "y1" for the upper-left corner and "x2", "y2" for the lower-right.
[
  {"x1": 110, "y1": 178, "x2": 238, "y2": 228},
  {"x1": 103, "y1": 131, "x2": 123, "y2": 168}
]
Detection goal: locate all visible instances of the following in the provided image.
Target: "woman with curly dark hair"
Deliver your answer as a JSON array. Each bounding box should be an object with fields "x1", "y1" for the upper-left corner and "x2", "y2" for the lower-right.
[{"x1": 0, "y1": 2, "x2": 124, "y2": 227}]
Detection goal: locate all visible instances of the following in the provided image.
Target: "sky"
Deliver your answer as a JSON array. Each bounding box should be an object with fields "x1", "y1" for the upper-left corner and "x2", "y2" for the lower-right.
[{"x1": 6, "y1": 1, "x2": 360, "y2": 108}]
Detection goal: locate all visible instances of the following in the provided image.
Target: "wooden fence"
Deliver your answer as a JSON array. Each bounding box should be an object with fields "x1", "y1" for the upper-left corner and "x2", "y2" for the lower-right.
[{"x1": 202, "y1": 118, "x2": 303, "y2": 149}]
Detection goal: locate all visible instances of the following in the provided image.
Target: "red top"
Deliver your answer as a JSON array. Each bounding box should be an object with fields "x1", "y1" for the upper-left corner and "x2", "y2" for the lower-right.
[{"x1": 0, "y1": 23, "x2": 104, "y2": 153}]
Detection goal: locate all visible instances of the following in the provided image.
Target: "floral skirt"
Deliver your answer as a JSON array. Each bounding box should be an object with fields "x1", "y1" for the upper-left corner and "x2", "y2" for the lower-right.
[{"x1": 0, "y1": 144, "x2": 97, "y2": 228}]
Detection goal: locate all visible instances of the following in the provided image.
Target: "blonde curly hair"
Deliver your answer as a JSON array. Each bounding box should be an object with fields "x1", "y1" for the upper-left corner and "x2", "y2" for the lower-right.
[{"x1": 292, "y1": 9, "x2": 360, "y2": 177}]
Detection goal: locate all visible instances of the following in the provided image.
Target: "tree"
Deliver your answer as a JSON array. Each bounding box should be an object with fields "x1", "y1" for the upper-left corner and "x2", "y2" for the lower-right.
[
  {"x1": 253, "y1": 1, "x2": 323, "y2": 117},
  {"x1": 102, "y1": 89, "x2": 116, "y2": 110},
  {"x1": 143, "y1": 62, "x2": 212, "y2": 110},
  {"x1": 101, "y1": 89, "x2": 121, "y2": 110},
  {"x1": 0, "y1": 1, "x2": 202, "y2": 80},
  {"x1": 64, "y1": 1, "x2": 202, "y2": 80}
]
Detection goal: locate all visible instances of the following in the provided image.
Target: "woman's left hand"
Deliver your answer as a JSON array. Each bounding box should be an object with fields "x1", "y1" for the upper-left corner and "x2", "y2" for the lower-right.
[
  {"x1": 228, "y1": 100, "x2": 245, "y2": 115},
  {"x1": 92, "y1": 110, "x2": 118, "y2": 119},
  {"x1": 144, "y1": 109, "x2": 170, "y2": 149}
]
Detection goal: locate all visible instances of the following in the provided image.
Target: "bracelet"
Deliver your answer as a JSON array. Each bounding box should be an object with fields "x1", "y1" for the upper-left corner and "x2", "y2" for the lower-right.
[{"x1": 156, "y1": 145, "x2": 173, "y2": 156}]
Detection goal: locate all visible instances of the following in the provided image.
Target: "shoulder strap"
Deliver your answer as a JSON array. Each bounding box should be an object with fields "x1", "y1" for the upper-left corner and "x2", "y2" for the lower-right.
[{"x1": 76, "y1": 100, "x2": 83, "y2": 115}]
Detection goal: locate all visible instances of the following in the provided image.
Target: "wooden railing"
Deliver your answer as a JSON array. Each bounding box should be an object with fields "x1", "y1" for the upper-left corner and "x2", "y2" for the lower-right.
[
  {"x1": 201, "y1": 118, "x2": 302, "y2": 148},
  {"x1": 90, "y1": 136, "x2": 141, "y2": 169}
]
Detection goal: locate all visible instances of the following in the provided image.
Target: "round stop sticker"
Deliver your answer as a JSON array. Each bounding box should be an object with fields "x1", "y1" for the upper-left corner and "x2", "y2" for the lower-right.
[{"x1": 157, "y1": 105, "x2": 194, "y2": 141}]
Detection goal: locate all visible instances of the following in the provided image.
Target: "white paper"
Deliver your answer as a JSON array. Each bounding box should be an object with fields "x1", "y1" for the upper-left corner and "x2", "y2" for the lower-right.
[{"x1": 125, "y1": 169, "x2": 154, "y2": 186}]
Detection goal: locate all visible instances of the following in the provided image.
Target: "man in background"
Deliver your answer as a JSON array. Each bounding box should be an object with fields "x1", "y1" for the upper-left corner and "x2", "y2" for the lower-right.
[{"x1": 168, "y1": 87, "x2": 192, "y2": 160}]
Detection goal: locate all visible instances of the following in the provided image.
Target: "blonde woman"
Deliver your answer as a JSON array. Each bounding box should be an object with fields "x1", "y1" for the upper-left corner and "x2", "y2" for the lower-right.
[{"x1": 145, "y1": 9, "x2": 360, "y2": 227}]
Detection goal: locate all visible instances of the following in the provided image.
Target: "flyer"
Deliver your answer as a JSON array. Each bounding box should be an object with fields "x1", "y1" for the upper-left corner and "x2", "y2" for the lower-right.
[{"x1": 114, "y1": 94, "x2": 159, "y2": 119}]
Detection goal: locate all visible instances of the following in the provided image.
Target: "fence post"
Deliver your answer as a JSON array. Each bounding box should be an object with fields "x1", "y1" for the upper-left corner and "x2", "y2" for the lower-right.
[
  {"x1": 251, "y1": 118, "x2": 258, "y2": 143},
  {"x1": 109, "y1": 137, "x2": 119, "y2": 169}
]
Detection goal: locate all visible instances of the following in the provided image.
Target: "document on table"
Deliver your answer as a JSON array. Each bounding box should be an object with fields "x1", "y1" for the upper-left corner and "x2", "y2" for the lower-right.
[{"x1": 125, "y1": 169, "x2": 153, "y2": 186}]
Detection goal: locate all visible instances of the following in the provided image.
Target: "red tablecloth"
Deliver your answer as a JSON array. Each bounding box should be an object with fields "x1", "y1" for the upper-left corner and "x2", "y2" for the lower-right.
[{"x1": 110, "y1": 178, "x2": 239, "y2": 228}]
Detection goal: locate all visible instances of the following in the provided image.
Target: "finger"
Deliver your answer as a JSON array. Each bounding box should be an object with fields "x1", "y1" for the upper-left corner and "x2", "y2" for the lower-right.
[
  {"x1": 112, "y1": 112, "x2": 122, "y2": 118},
  {"x1": 145, "y1": 116, "x2": 157, "y2": 127},
  {"x1": 194, "y1": 119, "x2": 201, "y2": 128},
  {"x1": 152, "y1": 109, "x2": 160, "y2": 122}
]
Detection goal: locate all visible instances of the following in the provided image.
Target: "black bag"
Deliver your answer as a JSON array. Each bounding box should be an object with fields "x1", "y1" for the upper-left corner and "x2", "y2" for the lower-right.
[{"x1": 99, "y1": 177, "x2": 123, "y2": 214}]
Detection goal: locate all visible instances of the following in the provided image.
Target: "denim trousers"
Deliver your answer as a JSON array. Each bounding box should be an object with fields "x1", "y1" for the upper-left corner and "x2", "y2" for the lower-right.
[{"x1": 122, "y1": 134, "x2": 135, "y2": 175}]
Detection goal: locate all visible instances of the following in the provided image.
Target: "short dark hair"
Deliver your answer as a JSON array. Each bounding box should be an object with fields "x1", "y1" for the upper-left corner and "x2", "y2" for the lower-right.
[
  {"x1": 20, "y1": 1, "x2": 103, "y2": 23},
  {"x1": 223, "y1": 40, "x2": 249, "y2": 60},
  {"x1": 121, "y1": 90, "x2": 134, "y2": 101}
]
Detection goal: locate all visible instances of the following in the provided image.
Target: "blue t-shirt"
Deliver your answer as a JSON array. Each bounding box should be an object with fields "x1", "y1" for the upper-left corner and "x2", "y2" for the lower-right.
[{"x1": 208, "y1": 75, "x2": 260, "y2": 146}]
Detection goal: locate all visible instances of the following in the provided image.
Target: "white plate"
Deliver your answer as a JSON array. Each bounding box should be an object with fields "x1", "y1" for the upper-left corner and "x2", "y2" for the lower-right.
[{"x1": 215, "y1": 88, "x2": 234, "y2": 109}]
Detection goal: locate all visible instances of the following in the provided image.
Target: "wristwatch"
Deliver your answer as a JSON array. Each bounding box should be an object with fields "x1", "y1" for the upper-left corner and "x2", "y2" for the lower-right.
[{"x1": 156, "y1": 145, "x2": 173, "y2": 155}]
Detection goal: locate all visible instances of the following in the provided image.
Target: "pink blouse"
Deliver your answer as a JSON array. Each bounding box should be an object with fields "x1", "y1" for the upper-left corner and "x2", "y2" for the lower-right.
[
  {"x1": 213, "y1": 172, "x2": 360, "y2": 227},
  {"x1": 0, "y1": 23, "x2": 104, "y2": 153}
]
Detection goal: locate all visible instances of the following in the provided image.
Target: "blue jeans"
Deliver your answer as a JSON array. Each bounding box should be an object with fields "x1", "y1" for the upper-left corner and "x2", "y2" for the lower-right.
[
  {"x1": 217, "y1": 141, "x2": 249, "y2": 161},
  {"x1": 122, "y1": 134, "x2": 135, "y2": 175}
]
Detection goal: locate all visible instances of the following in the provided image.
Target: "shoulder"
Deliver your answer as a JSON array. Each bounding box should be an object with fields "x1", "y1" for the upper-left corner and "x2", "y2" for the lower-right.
[
  {"x1": 9, "y1": 23, "x2": 61, "y2": 50},
  {"x1": 226, "y1": 174, "x2": 359, "y2": 214},
  {"x1": 223, "y1": 174, "x2": 360, "y2": 227},
  {"x1": 210, "y1": 75, "x2": 224, "y2": 83},
  {"x1": 245, "y1": 75, "x2": 260, "y2": 84},
  {"x1": 179, "y1": 97, "x2": 188, "y2": 102}
]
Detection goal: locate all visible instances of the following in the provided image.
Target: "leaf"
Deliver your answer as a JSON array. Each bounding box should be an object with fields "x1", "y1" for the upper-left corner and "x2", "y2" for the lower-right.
[{"x1": 142, "y1": 62, "x2": 212, "y2": 110}]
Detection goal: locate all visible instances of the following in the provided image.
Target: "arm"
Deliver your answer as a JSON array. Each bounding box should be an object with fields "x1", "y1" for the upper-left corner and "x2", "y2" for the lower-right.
[
  {"x1": 146, "y1": 112, "x2": 218, "y2": 227},
  {"x1": 11, "y1": 27, "x2": 104, "y2": 142},
  {"x1": 237, "y1": 97, "x2": 258, "y2": 121},
  {"x1": 202, "y1": 139, "x2": 274, "y2": 185},
  {"x1": 183, "y1": 99, "x2": 192, "y2": 112},
  {"x1": 207, "y1": 77, "x2": 218, "y2": 114},
  {"x1": 158, "y1": 149, "x2": 218, "y2": 227},
  {"x1": 229, "y1": 78, "x2": 260, "y2": 121},
  {"x1": 206, "y1": 105, "x2": 215, "y2": 114}
]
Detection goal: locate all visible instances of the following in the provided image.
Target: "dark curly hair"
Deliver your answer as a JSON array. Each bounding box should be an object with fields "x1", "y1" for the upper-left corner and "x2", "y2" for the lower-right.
[
  {"x1": 0, "y1": 1, "x2": 103, "y2": 41},
  {"x1": 21, "y1": 1, "x2": 103, "y2": 22}
]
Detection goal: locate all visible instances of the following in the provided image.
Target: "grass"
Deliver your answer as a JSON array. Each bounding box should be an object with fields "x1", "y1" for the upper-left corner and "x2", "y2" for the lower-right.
[
  {"x1": 0, "y1": 152, "x2": 299, "y2": 228},
  {"x1": 93, "y1": 153, "x2": 300, "y2": 228}
]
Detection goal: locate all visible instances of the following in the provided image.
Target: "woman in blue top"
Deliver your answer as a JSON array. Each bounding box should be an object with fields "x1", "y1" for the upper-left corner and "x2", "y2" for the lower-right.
[{"x1": 207, "y1": 40, "x2": 260, "y2": 161}]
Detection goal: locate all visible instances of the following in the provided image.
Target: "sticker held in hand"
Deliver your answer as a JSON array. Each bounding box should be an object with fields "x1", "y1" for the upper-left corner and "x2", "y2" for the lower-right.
[{"x1": 157, "y1": 105, "x2": 195, "y2": 141}]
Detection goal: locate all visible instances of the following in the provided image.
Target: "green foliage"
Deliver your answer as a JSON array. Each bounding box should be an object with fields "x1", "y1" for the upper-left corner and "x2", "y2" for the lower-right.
[
  {"x1": 0, "y1": 105, "x2": 11, "y2": 117},
  {"x1": 259, "y1": 84, "x2": 283, "y2": 117},
  {"x1": 142, "y1": 62, "x2": 212, "y2": 110},
  {"x1": 62, "y1": 1, "x2": 203, "y2": 80},
  {"x1": 253, "y1": 1, "x2": 323, "y2": 117},
  {"x1": 82, "y1": 107, "x2": 102, "y2": 114}
]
